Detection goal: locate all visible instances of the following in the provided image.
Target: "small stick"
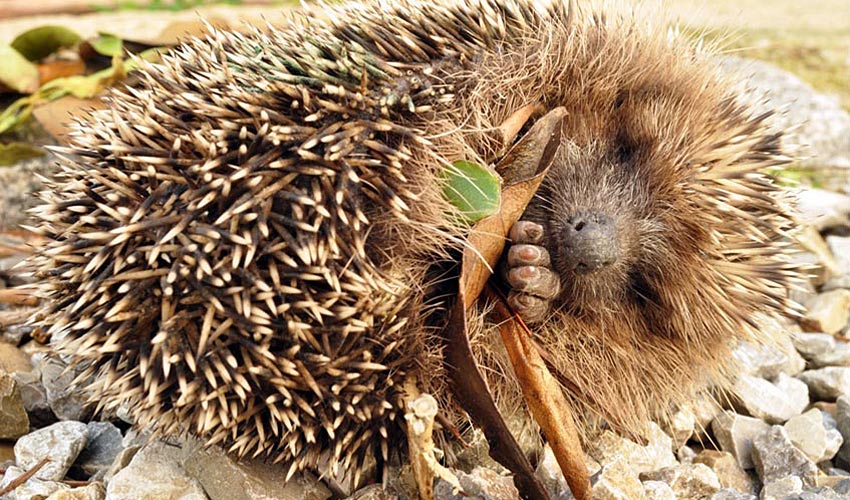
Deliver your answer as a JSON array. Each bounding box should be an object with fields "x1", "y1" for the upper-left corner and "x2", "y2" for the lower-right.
[
  {"x1": 0, "y1": 288, "x2": 39, "y2": 307},
  {"x1": 0, "y1": 457, "x2": 51, "y2": 496},
  {"x1": 404, "y1": 381, "x2": 462, "y2": 500},
  {"x1": 0, "y1": 309, "x2": 34, "y2": 328},
  {"x1": 488, "y1": 287, "x2": 590, "y2": 500}
]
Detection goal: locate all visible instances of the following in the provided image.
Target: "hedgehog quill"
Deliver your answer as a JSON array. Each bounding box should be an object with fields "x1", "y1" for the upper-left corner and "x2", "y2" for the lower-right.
[{"x1": 29, "y1": 0, "x2": 801, "y2": 494}]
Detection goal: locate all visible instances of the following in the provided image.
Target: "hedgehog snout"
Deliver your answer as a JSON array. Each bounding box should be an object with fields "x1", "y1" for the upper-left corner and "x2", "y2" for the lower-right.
[{"x1": 561, "y1": 213, "x2": 620, "y2": 274}]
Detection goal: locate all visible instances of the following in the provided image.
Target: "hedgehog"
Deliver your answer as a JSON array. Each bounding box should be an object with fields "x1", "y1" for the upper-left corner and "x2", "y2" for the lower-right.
[{"x1": 29, "y1": 0, "x2": 801, "y2": 489}]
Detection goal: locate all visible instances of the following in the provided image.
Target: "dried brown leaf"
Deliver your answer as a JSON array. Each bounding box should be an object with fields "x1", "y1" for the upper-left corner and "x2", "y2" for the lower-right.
[
  {"x1": 37, "y1": 59, "x2": 86, "y2": 85},
  {"x1": 32, "y1": 95, "x2": 107, "y2": 142},
  {"x1": 489, "y1": 289, "x2": 591, "y2": 500},
  {"x1": 446, "y1": 107, "x2": 567, "y2": 500}
]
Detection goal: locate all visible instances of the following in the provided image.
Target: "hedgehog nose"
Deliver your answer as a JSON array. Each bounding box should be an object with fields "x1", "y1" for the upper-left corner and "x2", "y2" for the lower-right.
[{"x1": 562, "y1": 214, "x2": 620, "y2": 274}]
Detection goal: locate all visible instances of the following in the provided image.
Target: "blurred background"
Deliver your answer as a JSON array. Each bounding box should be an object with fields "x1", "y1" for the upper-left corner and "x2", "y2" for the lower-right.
[{"x1": 0, "y1": 0, "x2": 847, "y2": 232}]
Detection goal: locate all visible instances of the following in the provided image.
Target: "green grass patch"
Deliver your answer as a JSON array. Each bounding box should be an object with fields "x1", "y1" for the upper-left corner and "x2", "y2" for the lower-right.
[{"x1": 91, "y1": 0, "x2": 248, "y2": 12}]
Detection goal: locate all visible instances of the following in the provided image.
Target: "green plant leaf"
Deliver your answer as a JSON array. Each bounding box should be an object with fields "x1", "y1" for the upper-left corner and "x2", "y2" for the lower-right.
[
  {"x1": 0, "y1": 45, "x2": 163, "y2": 136},
  {"x1": 443, "y1": 160, "x2": 501, "y2": 223},
  {"x1": 10, "y1": 26, "x2": 83, "y2": 61},
  {"x1": 0, "y1": 142, "x2": 44, "y2": 167},
  {"x1": 0, "y1": 46, "x2": 40, "y2": 94},
  {"x1": 0, "y1": 98, "x2": 35, "y2": 135},
  {"x1": 89, "y1": 33, "x2": 124, "y2": 57}
]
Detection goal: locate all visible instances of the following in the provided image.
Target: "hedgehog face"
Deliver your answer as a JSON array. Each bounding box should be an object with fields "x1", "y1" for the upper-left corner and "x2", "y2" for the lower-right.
[{"x1": 523, "y1": 141, "x2": 664, "y2": 315}]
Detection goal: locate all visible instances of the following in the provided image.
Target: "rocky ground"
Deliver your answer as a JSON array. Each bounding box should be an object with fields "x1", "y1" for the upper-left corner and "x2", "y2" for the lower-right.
[{"x1": 2, "y1": 11, "x2": 850, "y2": 500}]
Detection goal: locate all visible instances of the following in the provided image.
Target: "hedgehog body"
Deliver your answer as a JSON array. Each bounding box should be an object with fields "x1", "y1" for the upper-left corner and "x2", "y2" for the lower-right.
[{"x1": 31, "y1": 0, "x2": 799, "y2": 483}]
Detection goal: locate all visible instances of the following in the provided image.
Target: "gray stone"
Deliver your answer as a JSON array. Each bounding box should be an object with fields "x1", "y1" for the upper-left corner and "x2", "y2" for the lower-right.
[
  {"x1": 344, "y1": 485, "x2": 397, "y2": 500},
  {"x1": 816, "y1": 344, "x2": 850, "y2": 368},
  {"x1": 182, "y1": 440, "x2": 332, "y2": 500},
  {"x1": 732, "y1": 374, "x2": 808, "y2": 424},
  {"x1": 641, "y1": 481, "x2": 675, "y2": 500},
  {"x1": 792, "y1": 251, "x2": 833, "y2": 289},
  {"x1": 39, "y1": 357, "x2": 93, "y2": 421},
  {"x1": 781, "y1": 487, "x2": 850, "y2": 500},
  {"x1": 434, "y1": 477, "x2": 463, "y2": 500},
  {"x1": 797, "y1": 227, "x2": 842, "y2": 286},
  {"x1": 734, "y1": 320, "x2": 805, "y2": 378},
  {"x1": 692, "y1": 396, "x2": 725, "y2": 444},
  {"x1": 835, "y1": 479, "x2": 850, "y2": 494},
  {"x1": 587, "y1": 423, "x2": 676, "y2": 475},
  {"x1": 590, "y1": 456, "x2": 646, "y2": 500},
  {"x1": 46, "y1": 483, "x2": 106, "y2": 500},
  {"x1": 640, "y1": 464, "x2": 721, "y2": 499},
  {"x1": 709, "y1": 490, "x2": 757, "y2": 500},
  {"x1": 776, "y1": 374, "x2": 811, "y2": 412},
  {"x1": 759, "y1": 476, "x2": 803, "y2": 500},
  {"x1": 826, "y1": 467, "x2": 850, "y2": 476},
  {"x1": 457, "y1": 468, "x2": 520, "y2": 500},
  {"x1": 790, "y1": 277, "x2": 819, "y2": 310},
  {"x1": 794, "y1": 333, "x2": 841, "y2": 362},
  {"x1": 14, "y1": 420, "x2": 89, "y2": 481},
  {"x1": 120, "y1": 427, "x2": 150, "y2": 448},
  {"x1": 0, "y1": 465, "x2": 70, "y2": 500},
  {"x1": 0, "y1": 155, "x2": 55, "y2": 231},
  {"x1": 824, "y1": 274, "x2": 850, "y2": 292},
  {"x1": 837, "y1": 396, "x2": 850, "y2": 438},
  {"x1": 824, "y1": 426, "x2": 844, "y2": 463},
  {"x1": 694, "y1": 450, "x2": 758, "y2": 495},
  {"x1": 98, "y1": 445, "x2": 140, "y2": 483},
  {"x1": 720, "y1": 57, "x2": 850, "y2": 172},
  {"x1": 76, "y1": 422, "x2": 124, "y2": 478},
  {"x1": 785, "y1": 409, "x2": 829, "y2": 462},
  {"x1": 799, "y1": 367, "x2": 850, "y2": 400},
  {"x1": 752, "y1": 426, "x2": 819, "y2": 487},
  {"x1": 712, "y1": 411, "x2": 772, "y2": 469},
  {"x1": 10, "y1": 366, "x2": 53, "y2": 427},
  {"x1": 678, "y1": 445, "x2": 698, "y2": 464},
  {"x1": 0, "y1": 342, "x2": 32, "y2": 374},
  {"x1": 836, "y1": 396, "x2": 850, "y2": 468},
  {"x1": 105, "y1": 441, "x2": 208, "y2": 500},
  {"x1": 797, "y1": 189, "x2": 850, "y2": 231},
  {"x1": 662, "y1": 406, "x2": 696, "y2": 448},
  {"x1": 451, "y1": 428, "x2": 505, "y2": 473},
  {"x1": 536, "y1": 444, "x2": 600, "y2": 499},
  {"x1": 802, "y1": 290, "x2": 850, "y2": 335},
  {"x1": 828, "y1": 236, "x2": 850, "y2": 275},
  {"x1": 0, "y1": 372, "x2": 29, "y2": 439}
]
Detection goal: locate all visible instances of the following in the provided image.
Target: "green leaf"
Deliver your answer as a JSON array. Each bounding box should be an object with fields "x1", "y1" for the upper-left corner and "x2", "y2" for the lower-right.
[
  {"x1": 0, "y1": 97, "x2": 35, "y2": 135},
  {"x1": 0, "y1": 45, "x2": 40, "y2": 94},
  {"x1": 0, "y1": 142, "x2": 44, "y2": 167},
  {"x1": 442, "y1": 160, "x2": 501, "y2": 223},
  {"x1": 10, "y1": 26, "x2": 82, "y2": 61},
  {"x1": 89, "y1": 33, "x2": 124, "y2": 57}
]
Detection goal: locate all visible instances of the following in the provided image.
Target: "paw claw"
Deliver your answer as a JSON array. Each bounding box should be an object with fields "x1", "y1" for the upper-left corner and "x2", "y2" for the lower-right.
[{"x1": 509, "y1": 221, "x2": 544, "y2": 244}]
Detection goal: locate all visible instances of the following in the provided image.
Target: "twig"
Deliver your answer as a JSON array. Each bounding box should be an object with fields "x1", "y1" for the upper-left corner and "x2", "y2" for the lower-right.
[
  {"x1": 404, "y1": 381, "x2": 462, "y2": 500},
  {"x1": 0, "y1": 457, "x2": 51, "y2": 496},
  {"x1": 63, "y1": 480, "x2": 93, "y2": 487},
  {"x1": 488, "y1": 287, "x2": 590, "y2": 500},
  {"x1": 0, "y1": 288, "x2": 39, "y2": 307},
  {"x1": 0, "y1": 308, "x2": 34, "y2": 328}
]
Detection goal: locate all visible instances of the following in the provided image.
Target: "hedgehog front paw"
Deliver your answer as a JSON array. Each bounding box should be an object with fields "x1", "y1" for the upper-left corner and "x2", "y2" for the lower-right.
[{"x1": 503, "y1": 221, "x2": 560, "y2": 324}]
